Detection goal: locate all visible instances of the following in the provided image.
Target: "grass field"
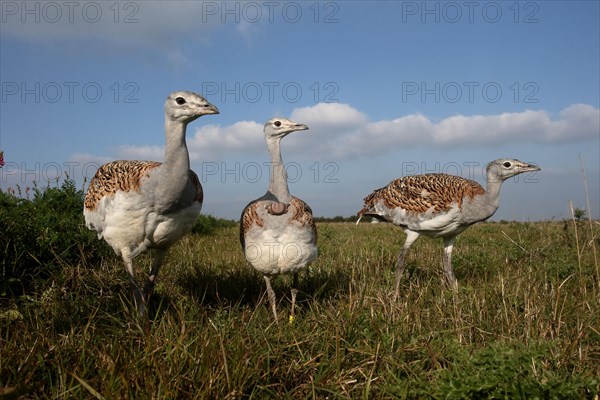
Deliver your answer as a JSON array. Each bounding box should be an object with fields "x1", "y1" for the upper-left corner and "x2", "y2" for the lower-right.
[{"x1": 1, "y1": 217, "x2": 599, "y2": 398}]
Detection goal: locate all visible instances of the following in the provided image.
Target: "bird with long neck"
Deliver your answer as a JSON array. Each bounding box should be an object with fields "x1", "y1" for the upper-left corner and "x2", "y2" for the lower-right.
[
  {"x1": 240, "y1": 118, "x2": 318, "y2": 320},
  {"x1": 265, "y1": 121, "x2": 292, "y2": 208},
  {"x1": 357, "y1": 159, "x2": 540, "y2": 298},
  {"x1": 84, "y1": 91, "x2": 219, "y2": 316}
]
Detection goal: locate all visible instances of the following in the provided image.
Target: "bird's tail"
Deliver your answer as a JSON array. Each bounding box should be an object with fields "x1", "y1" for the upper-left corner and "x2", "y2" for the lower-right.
[
  {"x1": 356, "y1": 207, "x2": 369, "y2": 225},
  {"x1": 356, "y1": 207, "x2": 389, "y2": 225}
]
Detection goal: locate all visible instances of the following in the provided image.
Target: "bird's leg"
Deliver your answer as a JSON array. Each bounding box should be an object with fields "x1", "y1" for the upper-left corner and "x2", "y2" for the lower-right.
[
  {"x1": 290, "y1": 273, "x2": 299, "y2": 319},
  {"x1": 442, "y1": 237, "x2": 458, "y2": 291},
  {"x1": 122, "y1": 251, "x2": 146, "y2": 317},
  {"x1": 143, "y1": 249, "x2": 167, "y2": 304},
  {"x1": 264, "y1": 275, "x2": 278, "y2": 320},
  {"x1": 394, "y1": 231, "x2": 419, "y2": 301},
  {"x1": 393, "y1": 249, "x2": 408, "y2": 301}
]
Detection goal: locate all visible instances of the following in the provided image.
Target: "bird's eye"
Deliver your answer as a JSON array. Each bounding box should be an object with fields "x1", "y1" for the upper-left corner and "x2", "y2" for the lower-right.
[
  {"x1": 175, "y1": 97, "x2": 186, "y2": 105},
  {"x1": 503, "y1": 161, "x2": 512, "y2": 168},
  {"x1": 274, "y1": 121, "x2": 282, "y2": 127}
]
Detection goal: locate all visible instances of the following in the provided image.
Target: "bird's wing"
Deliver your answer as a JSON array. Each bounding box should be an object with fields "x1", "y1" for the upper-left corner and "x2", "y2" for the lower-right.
[
  {"x1": 239, "y1": 200, "x2": 263, "y2": 249},
  {"x1": 239, "y1": 195, "x2": 317, "y2": 248},
  {"x1": 188, "y1": 169, "x2": 204, "y2": 204},
  {"x1": 290, "y1": 196, "x2": 317, "y2": 243},
  {"x1": 84, "y1": 160, "x2": 162, "y2": 211},
  {"x1": 358, "y1": 174, "x2": 485, "y2": 217}
]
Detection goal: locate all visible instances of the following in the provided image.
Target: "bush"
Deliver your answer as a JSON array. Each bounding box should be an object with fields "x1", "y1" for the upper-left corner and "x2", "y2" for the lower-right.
[
  {"x1": 190, "y1": 214, "x2": 237, "y2": 235},
  {"x1": 0, "y1": 179, "x2": 109, "y2": 297},
  {"x1": 314, "y1": 215, "x2": 359, "y2": 223}
]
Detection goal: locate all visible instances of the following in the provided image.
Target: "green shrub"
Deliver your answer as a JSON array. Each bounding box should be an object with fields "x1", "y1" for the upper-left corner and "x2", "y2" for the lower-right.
[
  {"x1": 0, "y1": 179, "x2": 109, "y2": 297},
  {"x1": 190, "y1": 214, "x2": 237, "y2": 235}
]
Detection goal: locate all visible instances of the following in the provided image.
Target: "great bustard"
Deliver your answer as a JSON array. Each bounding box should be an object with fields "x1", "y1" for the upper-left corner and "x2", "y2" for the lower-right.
[
  {"x1": 84, "y1": 91, "x2": 219, "y2": 316},
  {"x1": 357, "y1": 158, "x2": 540, "y2": 297},
  {"x1": 240, "y1": 118, "x2": 318, "y2": 320}
]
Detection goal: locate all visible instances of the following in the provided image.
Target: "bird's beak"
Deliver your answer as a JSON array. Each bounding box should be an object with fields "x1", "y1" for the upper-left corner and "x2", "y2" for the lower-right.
[
  {"x1": 294, "y1": 124, "x2": 309, "y2": 131},
  {"x1": 205, "y1": 104, "x2": 220, "y2": 115},
  {"x1": 522, "y1": 163, "x2": 541, "y2": 172}
]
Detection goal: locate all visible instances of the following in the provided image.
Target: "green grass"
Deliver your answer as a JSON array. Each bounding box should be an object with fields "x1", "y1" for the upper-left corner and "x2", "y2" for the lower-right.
[{"x1": 1, "y1": 220, "x2": 599, "y2": 399}]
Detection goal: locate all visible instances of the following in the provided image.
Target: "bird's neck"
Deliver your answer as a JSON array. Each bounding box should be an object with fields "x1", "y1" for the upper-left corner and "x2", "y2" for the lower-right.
[
  {"x1": 155, "y1": 118, "x2": 192, "y2": 208},
  {"x1": 471, "y1": 172, "x2": 505, "y2": 219},
  {"x1": 163, "y1": 119, "x2": 190, "y2": 172},
  {"x1": 267, "y1": 138, "x2": 291, "y2": 203},
  {"x1": 484, "y1": 171, "x2": 505, "y2": 204}
]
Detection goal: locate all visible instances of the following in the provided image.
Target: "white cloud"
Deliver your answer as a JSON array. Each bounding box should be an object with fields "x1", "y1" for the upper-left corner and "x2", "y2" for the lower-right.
[
  {"x1": 79, "y1": 103, "x2": 599, "y2": 162},
  {"x1": 291, "y1": 102, "x2": 368, "y2": 129},
  {"x1": 188, "y1": 121, "x2": 264, "y2": 161},
  {"x1": 431, "y1": 105, "x2": 600, "y2": 146},
  {"x1": 116, "y1": 145, "x2": 164, "y2": 161},
  {"x1": 549, "y1": 104, "x2": 600, "y2": 142},
  {"x1": 188, "y1": 103, "x2": 596, "y2": 161},
  {"x1": 339, "y1": 114, "x2": 435, "y2": 158}
]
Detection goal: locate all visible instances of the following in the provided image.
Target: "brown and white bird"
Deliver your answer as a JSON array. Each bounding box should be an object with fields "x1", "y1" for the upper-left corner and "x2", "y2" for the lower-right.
[
  {"x1": 84, "y1": 91, "x2": 219, "y2": 316},
  {"x1": 240, "y1": 118, "x2": 318, "y2": 320},
  {"x1": 357, "y1": 159, "x2": 540, "y2": 297}
]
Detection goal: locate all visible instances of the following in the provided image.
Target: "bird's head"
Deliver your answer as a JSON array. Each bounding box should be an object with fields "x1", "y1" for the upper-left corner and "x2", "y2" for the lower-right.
[
  {"x1": 486, "y1": 158, "x2": 541, "y2": 182},
  {"x1": 263, "y1": 118, "x2": 309, "y2": 140},
  {"x1": 165, "y1": 91, "x2": 219, "y2": 123}
]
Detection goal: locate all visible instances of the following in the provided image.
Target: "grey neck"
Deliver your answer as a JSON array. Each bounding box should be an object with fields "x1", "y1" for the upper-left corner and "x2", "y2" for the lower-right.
[
  {"x1": 469, "y1": 171, "x2": 505, "y2": 221},
  {"x1": 163, "y1": 119, "x2": 189, "y2": 171},
  {"x1": 461, "y1": 170, "x2": 508, "y2": 224},
  {"x1": 483, "y1": 170, "x2": 505, "y2": 209},
  {"x1": 266, "y1": 138, "x2": 291, "y2": 203},
  {"x1": 153, "y1": 119, "x2": 191, "y2": 206}
]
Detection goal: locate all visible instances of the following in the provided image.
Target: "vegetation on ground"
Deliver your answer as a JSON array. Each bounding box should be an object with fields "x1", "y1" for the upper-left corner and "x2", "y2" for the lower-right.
[{"x1": 1, "y1": 181, "x2": 598, "y2": 399}]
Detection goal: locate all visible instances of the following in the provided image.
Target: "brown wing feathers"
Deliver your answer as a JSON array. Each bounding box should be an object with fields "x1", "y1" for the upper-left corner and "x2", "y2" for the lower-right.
[
  {"x1": 240, "y1": 196, "x2": 317, "y2": 248},
  {"x1": 84, "y1": 160, "x2": 203, "y2": 211},
  {"x1": 84, "y1": 161, "x2": 160, "y2": 211},
  {"x1": 239, "y1": 201, "x2": 263, "y2": 248},
  {"x1": 360, "y1": 173, "x2": 485, "y2": 215},
  {"x1": 188, "y1": 170, "x2": 204, "y2": 203},
  {"x1": 290, "y1": 196, "x2": 317, "y2": 240}
]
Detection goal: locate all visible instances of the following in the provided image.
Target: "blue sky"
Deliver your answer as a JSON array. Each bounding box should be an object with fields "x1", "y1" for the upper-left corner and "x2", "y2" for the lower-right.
[{"x1": 1, "y1": 1, "x2": 599, "y2": 221}]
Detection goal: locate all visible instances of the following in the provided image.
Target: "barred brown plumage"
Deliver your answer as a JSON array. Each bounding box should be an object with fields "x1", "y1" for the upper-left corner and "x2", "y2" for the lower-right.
[
  {"x1": 240, "y1": 196, "x2": 316, "y2": 249},
  {"x1": 239, "y1": 199, "x2": 264, "y2": 248},
  {"x1": 83, "y1": 91, "x2": 219, "y2": 317},
  {"x1": 84, "y1": 161, "x2": 161, "y2": 211},
  {"x1": 360, "y1": 173, "x2": 485, "y2": 216},
  {"x1": 357, "y1": 159, "x2": 540, "y2": 298},
  {"x1": 289, "y1": 197, "x2": 318, "y2": 240}
]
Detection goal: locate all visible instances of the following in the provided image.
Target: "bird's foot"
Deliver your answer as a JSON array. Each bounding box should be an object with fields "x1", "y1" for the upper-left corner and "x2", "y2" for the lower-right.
[{"x1": 447, "y1": 279, "x2": 458, "y2": 292}]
